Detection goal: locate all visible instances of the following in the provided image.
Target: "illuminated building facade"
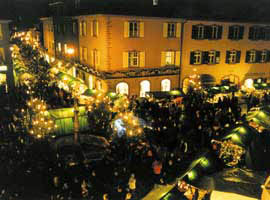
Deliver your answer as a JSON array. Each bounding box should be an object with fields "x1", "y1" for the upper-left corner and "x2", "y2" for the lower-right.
[
  {"x1": 42, "y1": 1, "x2": 270, "y2": 96},
  {"x1": 0, "y1": 19, "x2": 14, "y2": 93}
]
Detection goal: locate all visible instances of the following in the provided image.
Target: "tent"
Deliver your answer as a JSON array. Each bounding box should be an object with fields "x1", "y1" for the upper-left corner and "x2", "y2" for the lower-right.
[{"x1": 48, "y1": 106, "x2": 89, "y2": 136}]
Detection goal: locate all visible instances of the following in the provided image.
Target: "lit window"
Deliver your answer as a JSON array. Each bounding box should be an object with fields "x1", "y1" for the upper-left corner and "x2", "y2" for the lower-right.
[
  {"x1": 58, "y1": 42, "x2": 61, "y2": 52},
  {"x1": 116, "y1": 82, "x2": 129, "y2": 95},
  {"x1": 129, "y1": 22, "x2": 139, "y2": 37},
  {"x1": 140, "y1": 80, "x2": 150, "y2": 97},
  {"x1": 226, "y1": 50, "x2": 241, "y2": 64},
  {"x1": 190, "y1": 51, "x2": 202, "y2": 65},
  {"x1": 167, "y1": 23, "x2": 176, "y2": 38},
  {"x1": 161, "y1": 79, "x2": 171, "y2": 92},
  {"x1": 128, "y1": 51, "x2": 139, "y2": 67},
  {"x1": 208, "y1": 51, "x2": 220, "y2": 64},
  {"x1": 89, "y1": 75, "x2": 94, "y2": 89},
  {"x1": 153, "y1": 0, "x2": 158, "y2": 6},
  {"x1": 64, "y1": 44, "x2": 67, "y2": 54},
  {"x1": 261, "y1": 50, "x2": 267, "y2": 62},
  {"x1": 165, "y1": 51, "x2": 175, "y2": 65},
  {"x1": 92, "y1": 49, "x2": 100, "y2": 67}
]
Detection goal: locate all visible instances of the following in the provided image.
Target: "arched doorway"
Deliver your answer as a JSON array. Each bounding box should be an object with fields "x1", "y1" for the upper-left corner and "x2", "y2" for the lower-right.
[
  {"x1": 140, "y1": 80, "x2": 150, "y2": 97},
  {"x1": 116, "y1": 82, "x2": 129, "y2": 95},
  {"x1": 161, "y1": 79, "x2": 171, "y2": 91}
]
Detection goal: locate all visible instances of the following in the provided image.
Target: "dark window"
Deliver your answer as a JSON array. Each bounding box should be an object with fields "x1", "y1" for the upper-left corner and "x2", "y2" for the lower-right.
[
  {"x1": 191, "y1": 25, "x2": 205, "y2": 40},
  {"x1": 228, "y1": 25, "x2": 244, "y2": 40},
  {"x1": 190, "y1": 51, "x2": 202, "y2": 64},
  {"x1": 249, "y1": 26, "x2": 260, "y2": 40},
  {"x1": 226, "y1": 50, "x2": 241, "y2": 64},
  {"x1": 208, "y1": 25, "x2": 222, "y2": 39}
]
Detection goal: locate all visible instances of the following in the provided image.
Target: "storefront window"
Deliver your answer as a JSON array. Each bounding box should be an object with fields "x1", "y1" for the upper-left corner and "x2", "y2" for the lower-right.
[
  {"x1": 116, "y1": 82, "x2": 129, "y2": 95},
  {"x1": 140, "y1": 80, "x2": 150, "y2": 97}
]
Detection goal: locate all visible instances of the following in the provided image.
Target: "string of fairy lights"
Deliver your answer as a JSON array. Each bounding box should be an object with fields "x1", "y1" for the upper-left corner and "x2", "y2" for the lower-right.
[{"x1": 12, "y1": 30, "x2": 145, "y2": 140}]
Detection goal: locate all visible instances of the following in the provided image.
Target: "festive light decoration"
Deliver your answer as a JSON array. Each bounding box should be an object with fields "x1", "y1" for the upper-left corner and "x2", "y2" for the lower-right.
[
  {"x1": 212, "y1": 139, "x2": 246, "y2": 167},
  {"x1": 27, "y1": 98, "x2": 57, "y2": 138}
]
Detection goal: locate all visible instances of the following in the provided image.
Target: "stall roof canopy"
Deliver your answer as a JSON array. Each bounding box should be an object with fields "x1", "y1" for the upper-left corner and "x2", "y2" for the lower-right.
[
  {"x1": 56, "y1": 71, "x2": 85, "y2": 84},
  {"x1": 48, "y1": 107, "x2": 87, "y2": 119}
]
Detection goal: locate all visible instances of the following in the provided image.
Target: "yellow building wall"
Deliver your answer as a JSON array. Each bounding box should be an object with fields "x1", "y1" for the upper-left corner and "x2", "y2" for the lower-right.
[
  {"x1": 108, "y1": 15, "x2": 181, "y2": 70},
  {"x1": 181, "y1": 20, "x2": 270, "y2": 85}
]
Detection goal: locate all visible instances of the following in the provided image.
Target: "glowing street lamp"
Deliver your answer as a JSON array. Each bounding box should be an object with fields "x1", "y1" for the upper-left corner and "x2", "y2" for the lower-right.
[{"x1": 67, "y1": 48, "x2": 75, "y2": 55}]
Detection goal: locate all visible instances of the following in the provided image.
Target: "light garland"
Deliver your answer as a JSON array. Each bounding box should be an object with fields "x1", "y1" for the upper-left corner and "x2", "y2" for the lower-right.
[{"x1": 212, "y1": 139, "x2": 245, "y2": 167}]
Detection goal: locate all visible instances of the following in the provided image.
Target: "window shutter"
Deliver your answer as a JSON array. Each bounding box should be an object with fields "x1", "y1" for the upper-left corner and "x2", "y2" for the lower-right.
[
  {"x1": 217, "y1": 26, "x2": 223, "y2": 39},
  {"x1": 202, "y1": 51, "x2": 209, "y2": 64},
  {"x1": 0, "y1": 24, "x2": 3, "y2": 40},
  {"x1": 139, "y1": 51, "x2": 145, "y2": 67},
  {"x1": 239, "y1": 26, "x2": 244, "y2": 39},
  {"x1": 204, "y1": 26, "x2": 211, "y2": 39},
  {"x1": 96, "y1": 50, "x2": 100, "y2": 66},
  {"x1": 96, "y1": 21, "x2": 99, "y2": 36},
  {"x1": 175, "y1": 51, "x2": 181, "y2": 66},
  {"x1": 80, "y1": 47, "x2": 83, "y2": 61},
  {"x1": 248, "y1": 26, "x2": 254, "y2": 40},
  {"x1": 192, "y1": 25, "x2": 198, "y2": 39},
  {"x1": 163, "y1": 23, "x2": 168, "y2": 38},
  {"x1": 245, "y1": 51, "x2": 250, "y2": 63},
  {"x1": 90, "y1": 21, "x2": 93, "y2": 36},
  {"x1": 124, "y1": 22, "x2": 129, "y2": 38},
  {"x1": 256, "y1": 51, "x2": 261, "y2": 63},
  {"x1": 79, "y1": 22, "x2": 82, "y2": 36},
  {"x1": 90, "y1": 50, "x2": 94, "y2": 65},
  {"x1": 225, "y1": 51, "x2": 230, "y2": 63},
  {"x1": 190, "y1": 51, "x2": 195, "y2": 64},
  {"x1": 176, "y1": 23, "x2": 181, "y2": 38},
  {"x1": 83, "y1": 48, "x2": 88, "y2": 61},
  {"x1": 236, "y1": 51, "x2": 241, "y2": 63},
  {"x1": 123, "y1": 52, "x2": 129, "y2": 68},
  {"x1": 266, "y1": 51, "x2": 270, "y2": 62},
  {"x1": 228, "y1": 26, "x2": 233, "y2": 39},
  {"x1": 171, "y1": 51, "x2": 175, "y2": 65},
  {"x1": 140, "y1": 22, "x2": 144, "y2": 37},
  {"x1": 161, "y1": 51, "x2": 166, "y2": 66},
  {"x1": 259, "y1": 27, "x2": 265, "y2": 40},
  {"x1": 215, "y1": 51, "x2": 220, "y2": 63}
]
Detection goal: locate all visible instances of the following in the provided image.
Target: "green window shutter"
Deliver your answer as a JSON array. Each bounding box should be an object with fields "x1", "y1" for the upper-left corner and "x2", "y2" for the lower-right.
[
  {"x1": 256, "y1": 51, "x2": 261, "y2": 63},
  {"x1": 204, "y1": 26, "x2": 211, "y2": 39},
  {"x1": 225, "y1": 51, "x2": 230, "y2": 63},
  {"x1": 245, "y1": 51, "x2": 250, "y2": 63},
  {"x1": 202, "y1": 51, "x2": 209, "y2": 64},
  {"x1": 239, "y1": 26, "x2": 244, "y2": 39},
  {"x1": 192, "y1": 25, "x2": 198, "y2": 39},
  {"x1": 190, "y1": 51, "x2": 195, "y2": 64},
  {"x1": 217, "y1": 26, "x2": 223, "y2": 39},
  {"x1": 248, "y1": 27, "x2": 255, "y2": 40},
  {"x1": 216, "y1": 51, "x2": 220, "y2": 64},
  {"x1": 236, "y1": 51, "x2": 241, "y2": 63},
  {"x1": 266, "y1": 51, "x2": 270, "y2": 62},
  {"x1": 228, "y1": 26, "x2": 233, "y2": 39}
]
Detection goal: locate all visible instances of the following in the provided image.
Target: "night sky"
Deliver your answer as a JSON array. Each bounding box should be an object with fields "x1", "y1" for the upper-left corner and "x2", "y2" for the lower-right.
[{"x1": 0, "y1": 0, "x2": 270, "y2": 26}]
